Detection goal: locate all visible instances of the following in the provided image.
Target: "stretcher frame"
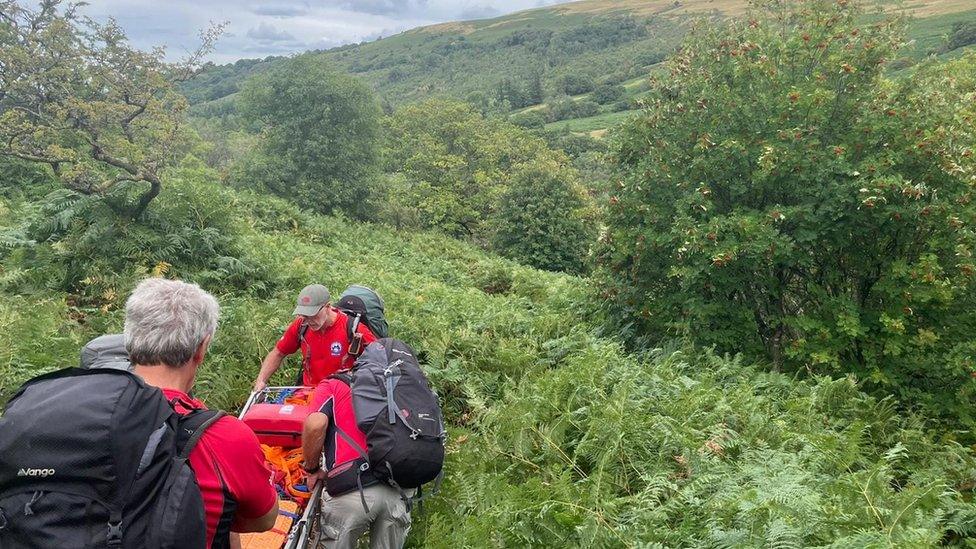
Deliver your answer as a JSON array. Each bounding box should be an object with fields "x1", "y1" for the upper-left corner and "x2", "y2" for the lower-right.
[{"x1": 239, "y1": 387, "x2": 323, "y2": 549}]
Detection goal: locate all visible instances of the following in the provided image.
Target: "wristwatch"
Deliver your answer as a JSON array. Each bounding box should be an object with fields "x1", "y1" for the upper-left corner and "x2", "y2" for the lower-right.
[{"x1": 302, "y1": 462, "x2": 321, "y2": 475}]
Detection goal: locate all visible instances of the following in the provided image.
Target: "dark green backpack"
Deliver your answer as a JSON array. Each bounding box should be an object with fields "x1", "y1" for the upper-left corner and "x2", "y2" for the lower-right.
[{"x1": 336, "y1": 285, "x2": 389, "y2": 344}]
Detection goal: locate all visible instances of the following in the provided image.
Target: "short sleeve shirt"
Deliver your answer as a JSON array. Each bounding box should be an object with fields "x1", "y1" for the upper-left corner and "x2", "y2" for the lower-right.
[
  {"x1": 308, "y1": 379, "x2": 369, "y2": 471},
  {"x1": 275, "y1": 312, "x2": 377, "y2": 385},
  {"x1": 162, "y1": 389, "x2": 277, "y2": 548}
]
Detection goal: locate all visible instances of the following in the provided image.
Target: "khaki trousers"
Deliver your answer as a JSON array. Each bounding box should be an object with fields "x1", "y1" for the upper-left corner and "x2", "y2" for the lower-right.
[{"x1": 318, "y1": 484, "x2": 412, "y2": 549}]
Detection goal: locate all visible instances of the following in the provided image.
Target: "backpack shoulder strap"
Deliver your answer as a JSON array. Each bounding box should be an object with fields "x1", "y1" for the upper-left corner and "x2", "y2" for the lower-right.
[
  {"x1": 295, "y1": 321, "x2": 311, "y2": 385},
  {"x1": 176, "y1": 409, "x2": 226, "y2": 460},
  {"x1": 329, "y1": 370, "x2": 354, "y2": 386}
]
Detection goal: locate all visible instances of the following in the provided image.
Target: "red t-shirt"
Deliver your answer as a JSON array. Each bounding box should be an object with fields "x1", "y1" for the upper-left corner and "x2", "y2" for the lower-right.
[
  {"x1": 309, "y1": 379, "x2": 369, "y2": 471},
  {"x1": 162, "y1": 389, "x2": 277, "y2": 548},
  {"x1": 276, "y1": 313, "x2": 377, "y2": 385}
]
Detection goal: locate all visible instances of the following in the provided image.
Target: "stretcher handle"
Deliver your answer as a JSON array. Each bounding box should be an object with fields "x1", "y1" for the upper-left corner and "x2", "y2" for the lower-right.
[
  {"x1": 238, "y1": 391, "x2": 259, "y2": 420},
  {"x1": 285, "y1": 482, "x2": 323, "y2": 549},
  {"x1": 238, "y1": 386, "x2": 313, "y2": 419}
]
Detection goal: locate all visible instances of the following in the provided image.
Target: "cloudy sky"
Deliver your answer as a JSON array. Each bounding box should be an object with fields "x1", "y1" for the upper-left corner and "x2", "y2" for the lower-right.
[{"x1": 83, "y1": 0, "x2": 575, "y2": 64}]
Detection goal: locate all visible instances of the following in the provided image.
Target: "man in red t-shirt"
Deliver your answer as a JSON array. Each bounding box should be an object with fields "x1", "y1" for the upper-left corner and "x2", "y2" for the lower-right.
[
  {"x1": 301, "y1": 379, "x2": 412, "y2": 549},
  {"x1": 124, "y1": 278, "x2": 279, "y2": 548},
  {"x1": 253, "y1": 284, "x2": 376, "y2": 391}
]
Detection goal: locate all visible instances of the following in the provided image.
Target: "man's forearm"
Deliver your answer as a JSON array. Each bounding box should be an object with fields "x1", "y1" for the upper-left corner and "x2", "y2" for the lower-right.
[
  {"x1": 302, "y1": 414, "x2": 328, "y2": 469},
  {"x1": 256, "y1": 350, "x2": 285, "y2": 385}
]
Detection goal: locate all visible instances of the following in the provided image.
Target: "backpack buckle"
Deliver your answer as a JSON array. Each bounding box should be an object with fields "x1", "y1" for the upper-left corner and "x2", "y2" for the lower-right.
[
  {"x1": 349, "y1": 334, "x2": 363, "y2": 357},
  {"x1": 409, "y1": 430, "x2": 420, "y2": 440},
  {"x1": 107, "y1": 520, "x2": 123, "y2": 546},
  {"x1": 359, "y1": 462, "x2": 371, "y2": 472}
]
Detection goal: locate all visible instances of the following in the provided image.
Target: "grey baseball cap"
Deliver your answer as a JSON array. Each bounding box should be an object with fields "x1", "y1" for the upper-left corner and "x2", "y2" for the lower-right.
[{"x1": 293, "y1": 284, "x2": 330, "y2": 316}]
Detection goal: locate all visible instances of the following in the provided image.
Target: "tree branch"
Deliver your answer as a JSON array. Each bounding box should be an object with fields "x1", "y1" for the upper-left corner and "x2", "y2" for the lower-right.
[
  {"x1": 129, "y1": 172, "x2": 160, "y2": 218},
  {"x1": 1, "y1": 149, "x2": 72, "y2": 166}
]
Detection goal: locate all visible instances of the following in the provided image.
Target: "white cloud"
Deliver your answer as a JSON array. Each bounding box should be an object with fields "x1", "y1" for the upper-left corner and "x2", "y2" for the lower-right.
[
  {"x1": 246, "y1": 22, "x2": 297, "y2": 42},
  {"x1": 82, "y1": 0, "x2": 577, "y2": 62},
  {"x1": 253, "y1": 3, "x2": 310, "y2": 17}
]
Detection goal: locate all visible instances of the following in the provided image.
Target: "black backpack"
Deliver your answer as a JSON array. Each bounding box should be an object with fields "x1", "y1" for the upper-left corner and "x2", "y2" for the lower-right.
[
  {"x1": 0, "y1": 368, "x2": 224, "y2": 549},
  {"x1": 327, "y1": 339, "x2": 446, "y2": 511}
]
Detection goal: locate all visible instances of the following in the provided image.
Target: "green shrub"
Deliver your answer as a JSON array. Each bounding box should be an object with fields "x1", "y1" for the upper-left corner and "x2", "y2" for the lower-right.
[
  {"x1": 1, "y1": 159, "x2": 278, "y2": 304},
  {"x1": 492, "y1": 158, "x2": 595, "y2": 274},
  {"x1": 546, "y1": 96, "x2": 600, "y2": 122},
  {"x1": 948, "y1": 20, "x2": 976, "y2": 51},
  {"x1": 592, "y1": 83, "x2": 625, "y2": 104},
  {"x1": 599, "y1": 1, "x2": 976, "y2": 422},
  {"x1": 556, "y1": 73, "x2": 596, "y2": 95},
  {"x1": 509, "y1": 110, "x2": 547, "y2": 129},
  {"x1": 542, "y1": 131, "x2": 607, "y2": 159},
  {"x1": 468, "y1": 259, "x2": 515, "y2": 295},
  {"x1": 381, "y1": 99, "x2": 577, "y2": 246},
  {"x1": 237, "y1": 54, "x2": 381, "y2": 219}
]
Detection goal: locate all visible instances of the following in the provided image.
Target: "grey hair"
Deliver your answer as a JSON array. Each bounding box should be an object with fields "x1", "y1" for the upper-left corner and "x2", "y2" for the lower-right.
[{"x1": 124, "y1": 278, "x2": 220, "y2": 368}]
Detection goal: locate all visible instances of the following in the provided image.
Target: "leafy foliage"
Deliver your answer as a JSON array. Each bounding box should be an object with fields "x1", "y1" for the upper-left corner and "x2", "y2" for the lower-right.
[
  {"x1": 0, "y1": 0, "x2": 218, "y2": 218},
  {"x1": 4, "y1": 144, "x2": 976, "y2": 549},
  {"x1": 592, "y1": 83, "x2": 626, "y2": 105},
  {"x1": 492, "y1": 158, "x2": 595, "y2": 274},
  {"x1": 599, "y1": 0, "x2": 976, "y2": 421},
  {"x1": 416, "y1": 343, "x2": 976, "y2": 547},
  {"x1": 948, "y1": 20, "x2": 976, "y2": 51},
  {"x1": 0, "y1": 159, "x2": 276, "y2": 303},
  {"x1": 236, "y1": 54, "x2": 382, "y2": 219},
  {"x1": 545, "y1": 96, "x2": 601, "y2": 123},
  {"x1": 380, "y1": 100, "x2": 573, "y2": 239},
  {"x1": 556, "y1": 73, "x2": 597, "y2": 96}
]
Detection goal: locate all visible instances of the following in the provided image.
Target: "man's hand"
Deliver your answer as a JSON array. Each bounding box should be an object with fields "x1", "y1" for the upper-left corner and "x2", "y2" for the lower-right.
[
  {"x1": 306, "y1": 469, "x2": 327, "y2": 491},
  {"x1": 252, "y1": 378, "x2": 268, "y2": 393}
]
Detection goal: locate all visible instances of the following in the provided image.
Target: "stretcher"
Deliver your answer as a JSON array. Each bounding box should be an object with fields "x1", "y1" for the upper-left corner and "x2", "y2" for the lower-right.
[{"x1": 237, "y1": 387, "x2": 324, "y2": 549}]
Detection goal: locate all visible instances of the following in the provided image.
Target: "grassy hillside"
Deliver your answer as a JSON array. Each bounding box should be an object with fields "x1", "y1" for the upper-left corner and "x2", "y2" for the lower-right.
[
  {"x1": 183, "y1": 0, "x2": 976, "y2": 128},
  {"x1": 4, "y1": 164, "x2": 976, "y2": 546},
  {"x1": 5, "y1": 1, "x2": 976, "y2": 545}
]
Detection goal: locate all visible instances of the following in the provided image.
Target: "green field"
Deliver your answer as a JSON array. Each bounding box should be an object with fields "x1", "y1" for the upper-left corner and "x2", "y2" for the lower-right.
[{"x1": 544, "y1": 109, "x2": 638, "y2": 134}]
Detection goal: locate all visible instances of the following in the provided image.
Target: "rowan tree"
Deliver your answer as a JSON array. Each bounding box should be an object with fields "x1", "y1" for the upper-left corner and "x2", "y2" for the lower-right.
[{"x1": 599, "y1": 0, "x2": 976, "y2": 418}]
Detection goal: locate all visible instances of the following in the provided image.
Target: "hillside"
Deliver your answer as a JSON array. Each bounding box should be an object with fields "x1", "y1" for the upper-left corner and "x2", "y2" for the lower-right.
[
  {"x1": 5, "y1": 0, "x2": 976, "y2": 546},
  {"x1": 4, "y1": 166, "x2": 976, "y2": 546},
  {"x1": 183, "y1": 0, "x2": 976, "y2": 127}
]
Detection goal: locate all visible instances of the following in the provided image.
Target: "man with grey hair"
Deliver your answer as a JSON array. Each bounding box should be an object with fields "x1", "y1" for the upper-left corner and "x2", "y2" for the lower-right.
[{"x1": 126, "y1": 278, "x2": 279, "y2": 548}]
